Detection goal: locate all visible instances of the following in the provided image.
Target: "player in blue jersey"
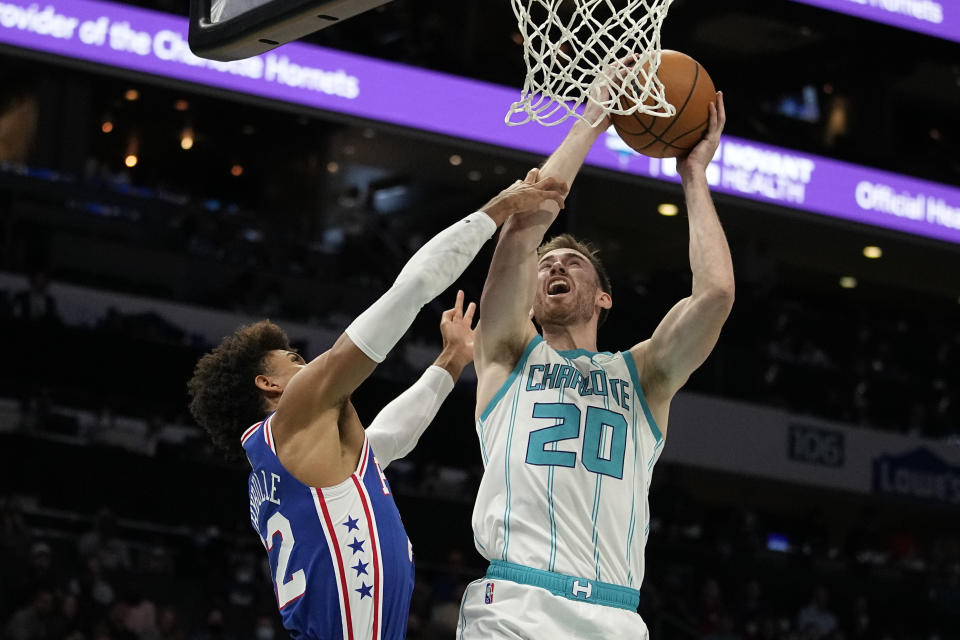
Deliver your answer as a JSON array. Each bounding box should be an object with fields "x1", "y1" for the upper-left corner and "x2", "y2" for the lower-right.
[
  {"x1": 459, "y1": 92, "x2": 734, "y2": 639},
  {"x1": 186, "y1": 174, "x2": 568, "y2": 640}
]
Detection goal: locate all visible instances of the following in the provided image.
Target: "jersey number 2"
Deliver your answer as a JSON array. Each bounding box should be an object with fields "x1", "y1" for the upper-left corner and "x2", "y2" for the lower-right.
[
  {"x1": 266, "y1": 512, "x2": 307, "y2": 609},
  {"x1": 525, "y1": 402, "x2": 627, "y2": 479}
]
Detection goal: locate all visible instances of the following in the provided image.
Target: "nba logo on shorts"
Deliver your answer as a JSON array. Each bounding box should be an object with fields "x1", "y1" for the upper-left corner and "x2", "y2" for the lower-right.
[{"x1": 484, "y1": 582, "x2": 495, "y2": 604}]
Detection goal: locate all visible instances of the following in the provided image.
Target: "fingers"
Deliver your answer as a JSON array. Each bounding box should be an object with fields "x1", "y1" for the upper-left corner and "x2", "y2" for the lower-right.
[
  {"x1": 463, "y1": 301, "x2": 477, "y2": 327},
  {"x1": 706, "y1": 92, "x2": 725, "y2": 137},
  {"x1": 535, "y1": 176, "x2": 570, "y2": 196},
  {"x1": 543, "y1": 190, "x2": 566, "y2": 209},
  {"x1": 453, "y1": 289, "x2": 464, "y2": 317},
  {"x1": 524, "y1": 168, "x2": 540, "y2": 184}
]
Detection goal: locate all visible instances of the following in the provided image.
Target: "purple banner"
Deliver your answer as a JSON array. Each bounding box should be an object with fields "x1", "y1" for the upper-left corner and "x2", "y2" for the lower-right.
[
  {"x1": 789, "y1": 0, "x2": 960, "y2": 43},
  {"x1": 597, "y1": 134, "x2": 960, "y2": 245},
  {"x1": 1, "y1": 0, "x2": 959, "y2": 244}
]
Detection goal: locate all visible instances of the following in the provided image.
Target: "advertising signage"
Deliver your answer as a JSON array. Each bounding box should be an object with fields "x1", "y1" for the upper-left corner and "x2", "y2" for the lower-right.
[
  {"x1": 2, "y1": 0, "x2": 959, "y2": 244},
  {"x1": 789, "y1": 0, "x2": 960, "y2": 44}
]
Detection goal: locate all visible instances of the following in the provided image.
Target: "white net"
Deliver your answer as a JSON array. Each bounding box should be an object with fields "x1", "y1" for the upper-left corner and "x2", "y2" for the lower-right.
[{"x1": 508, "y1": 0, "x2": 676, "y2": 127}]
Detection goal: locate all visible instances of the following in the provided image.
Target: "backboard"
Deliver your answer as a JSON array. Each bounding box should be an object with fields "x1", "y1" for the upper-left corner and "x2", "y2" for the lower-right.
[{"x1": 189, "y1": 0, "x2": 394, "y2": 62}]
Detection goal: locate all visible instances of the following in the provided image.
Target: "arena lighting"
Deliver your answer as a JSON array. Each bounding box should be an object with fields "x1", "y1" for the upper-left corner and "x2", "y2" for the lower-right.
[
  {"x1": 100, "y1": 120, "x2": 113, "y2": 133},
  {"x1": 124, "y1": 88, "x2": 139, "y2": 101},
  {"x1": 231, "y1": 163, "x2": 244, "y2": 176},
  {"x1": 862, "y1": 245, "x2": 882, "y2": 259},
  {"x1": 449, "y1": 154, "x2": 463, "y2": 166},
  {"x1": 180, "y1": 127, "x2": 195, "y2": 150},
  {"x1": 2, "y1": 0, "x2": 959, "y2": 245},
  {"x1": 326, "y1": 161, "x2": 339, "y2": 174},
  {"x1": 125, "y1": 135, "x2": 138, "y2": 167},
  {"x1": 839, "y1": 276, "x2": 857, "y2": 289},
  {"x1": 174, "y1": 98, "x2": 190, "y2": 111},
  {"x1": 658, "y1": 203, "x2": 679, "y2": 217}
]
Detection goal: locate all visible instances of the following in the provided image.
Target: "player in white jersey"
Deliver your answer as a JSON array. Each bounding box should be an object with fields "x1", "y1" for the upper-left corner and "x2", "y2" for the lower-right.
[{"x1": 458, "y1": 91, "x2": 734, "y2": 639}]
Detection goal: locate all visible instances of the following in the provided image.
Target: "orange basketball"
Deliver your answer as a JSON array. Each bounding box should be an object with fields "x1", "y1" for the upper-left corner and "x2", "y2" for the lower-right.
[{"x1": 611, "y1": 50, "x2": 716, "y2": 158}]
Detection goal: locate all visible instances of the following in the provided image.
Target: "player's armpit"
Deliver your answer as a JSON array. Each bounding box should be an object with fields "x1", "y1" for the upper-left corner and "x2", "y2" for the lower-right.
[{"x1": 634, "y1": 287, "x2": 734, "y2": 405}]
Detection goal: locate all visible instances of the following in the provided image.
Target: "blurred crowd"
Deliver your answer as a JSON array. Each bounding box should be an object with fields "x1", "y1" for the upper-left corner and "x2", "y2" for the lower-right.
[
  {"x1": 2, "y1": 468, "x2": 958, "y2": 640},
  {"x1": 1, "y1": 256, "x2": 957, "y2": 443},
  {"x1": 1, "y1": 272, "x2": 957, "y2": 637}
]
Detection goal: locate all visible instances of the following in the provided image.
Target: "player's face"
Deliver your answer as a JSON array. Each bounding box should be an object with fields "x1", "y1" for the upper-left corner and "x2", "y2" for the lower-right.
[
  {"x1": 262, "y1": 349, "x2": 307, "y2": 393},
  {"x1": 533, "y1": 249, "x2": 604, "y2": 327}
]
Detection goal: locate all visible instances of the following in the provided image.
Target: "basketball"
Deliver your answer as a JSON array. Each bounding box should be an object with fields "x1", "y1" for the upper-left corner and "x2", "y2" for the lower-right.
[{"x1": 611, "y1": 50, "x2": 716, "y2": 158}]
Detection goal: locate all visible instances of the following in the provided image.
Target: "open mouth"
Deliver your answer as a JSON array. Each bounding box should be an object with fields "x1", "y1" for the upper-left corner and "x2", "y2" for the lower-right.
[{"x1": 547, "y1": 278, "x2": 571, "y2": 296}]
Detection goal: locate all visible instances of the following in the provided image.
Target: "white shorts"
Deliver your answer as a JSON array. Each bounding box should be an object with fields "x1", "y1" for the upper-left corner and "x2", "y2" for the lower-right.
[{"x1": 456, "y1": 577, "x2": 650, "y2": 640}]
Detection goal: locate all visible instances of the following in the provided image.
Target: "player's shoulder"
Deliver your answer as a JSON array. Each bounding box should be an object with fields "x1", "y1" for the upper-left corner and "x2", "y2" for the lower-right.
[
  {"x1": 624, "y1": 340, "x2": 649, "y2": 367},
  {"x1": 240, "y1": 419, "x2": 265, "y2": 448}
]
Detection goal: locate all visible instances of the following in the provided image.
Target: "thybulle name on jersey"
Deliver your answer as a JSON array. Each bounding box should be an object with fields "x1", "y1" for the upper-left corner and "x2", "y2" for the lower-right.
[
  {"x1": 249, "y1": 468, "x2": 282, "y2": 529},
  {"x1": 524, "y1": 362, "x2": 632, "y2": 412}
]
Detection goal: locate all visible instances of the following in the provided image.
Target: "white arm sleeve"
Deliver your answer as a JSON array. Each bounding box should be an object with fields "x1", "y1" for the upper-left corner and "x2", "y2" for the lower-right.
[
  {"x1": 345, "y1": 211, "x2": 496, "y2": 363},
  {"x1": 365, "y1": 365, "x2": 455, "y2": 469}
]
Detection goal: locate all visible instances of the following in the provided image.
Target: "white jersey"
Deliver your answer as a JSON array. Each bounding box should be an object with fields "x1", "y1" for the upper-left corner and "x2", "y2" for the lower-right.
[{"x1": 472, "y1": 335, "x2": 664, "y2": 589}]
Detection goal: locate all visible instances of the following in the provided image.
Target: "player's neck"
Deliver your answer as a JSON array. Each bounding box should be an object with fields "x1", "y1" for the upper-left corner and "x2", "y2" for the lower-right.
[{"x1": 541, "y1": 322, "x2": 599, "y2": 353}]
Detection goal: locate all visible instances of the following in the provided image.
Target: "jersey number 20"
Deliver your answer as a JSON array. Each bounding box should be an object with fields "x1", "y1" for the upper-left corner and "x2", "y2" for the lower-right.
[
  {"x1": 525, "y1": 402, "x2": 627, "y2": 479},
  {"x1": 266, "y1": 513, "x2": 307, "y2": 609}
]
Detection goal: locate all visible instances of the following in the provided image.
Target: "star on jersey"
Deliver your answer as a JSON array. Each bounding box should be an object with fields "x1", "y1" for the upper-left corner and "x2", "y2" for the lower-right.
[
  {"x1": 342, "y1": 516, "x2": 360, "y2": 532},
  {"x1": 348, "y1": 537, "x2": 366, "y2": 554},
  {"x1": 356, "y1": 582, "x2": 372, "y2": 599},
  {"x1": 352, "y1": 559, "x2": 369, "y2": 576}
]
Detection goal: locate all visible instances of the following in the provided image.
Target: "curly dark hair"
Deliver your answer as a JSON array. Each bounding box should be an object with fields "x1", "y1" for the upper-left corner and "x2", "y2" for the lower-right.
[
  {"x1": 187, "y1": 320, "x2": 292, "y2": 458},
  {"x1": 537, "y1": 233, "x2": 613, "y2": 327}
]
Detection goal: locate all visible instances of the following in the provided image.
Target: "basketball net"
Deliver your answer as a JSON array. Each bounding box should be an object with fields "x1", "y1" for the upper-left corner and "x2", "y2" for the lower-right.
[{"x1": 508, "y1": 0, "x2": 676, "y2": 127}]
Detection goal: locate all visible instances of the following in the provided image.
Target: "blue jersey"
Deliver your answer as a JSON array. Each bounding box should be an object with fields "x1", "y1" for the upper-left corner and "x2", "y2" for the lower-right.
[{"x1": 242, "y1": 415, "x2": 415, "y2": 640}]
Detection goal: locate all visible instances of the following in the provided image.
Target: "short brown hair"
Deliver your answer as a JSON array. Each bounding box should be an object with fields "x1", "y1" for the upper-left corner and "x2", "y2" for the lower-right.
[
  {"x1": 187, "y1": 320, "x2": 292, "y2": 458},
  {"x1": 537, "y1": 234, "x2": 612, "y2": 326}
]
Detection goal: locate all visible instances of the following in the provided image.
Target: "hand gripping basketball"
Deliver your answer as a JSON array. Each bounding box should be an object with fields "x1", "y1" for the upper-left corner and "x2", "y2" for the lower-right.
[
  {"x1": 611, "y1": 50, "x2": 717, "y2": 158},
  {"x1": 584, "y1": 54, "x2": 643, "y2": 130},
  {"x1": 677, "y1": 91, "x2": 725, "y2": 179}
]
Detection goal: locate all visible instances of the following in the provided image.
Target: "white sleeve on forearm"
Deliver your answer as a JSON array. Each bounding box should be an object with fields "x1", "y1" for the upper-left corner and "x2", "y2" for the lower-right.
[
  {"x1": 365, "y1": 365, "x2": 455, "y2": 469},
  {"x1": 345, "y1": 211, "x2": 496, "y2": 363}
]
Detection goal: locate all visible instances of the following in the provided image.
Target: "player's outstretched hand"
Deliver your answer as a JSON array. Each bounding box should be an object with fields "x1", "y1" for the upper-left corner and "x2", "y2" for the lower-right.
[
  {"x1": 583, "y1": 53, "x2": 640, "y2": 129},
  {"x1": 480, "y1": 168, "x2": 569, "y2": 225},
  {"x1": 439, "y1": 290, "x2": 477, "y2": 373},
  {"x1": 677, "y1": 91, "x2": 725, "y2": 180}
]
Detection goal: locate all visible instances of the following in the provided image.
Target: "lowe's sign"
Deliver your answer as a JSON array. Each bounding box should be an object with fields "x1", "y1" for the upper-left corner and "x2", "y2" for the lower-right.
[{"x1": 872, "y1": 448, "x2": 960, "y2": 506}]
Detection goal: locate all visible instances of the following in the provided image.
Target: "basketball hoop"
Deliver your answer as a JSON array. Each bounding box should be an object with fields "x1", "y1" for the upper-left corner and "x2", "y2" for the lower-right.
[{"x1": 508, "y1": 0, "x2": 676, "y2": 127}]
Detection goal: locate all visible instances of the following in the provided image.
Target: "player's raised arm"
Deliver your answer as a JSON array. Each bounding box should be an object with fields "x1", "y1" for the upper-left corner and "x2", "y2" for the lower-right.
[
  {"x1": 635, "y1": 93, "x2": 735, "y2": 417},
  {"x1": 475, "y1": 97, "x2": 609, "y2": 400},
  {"x1": 366, "y1": 291, "x2": 475, "y2": 469},
  {"x1": 273, "y1": 176, "x2": 566, "y2": 435}
]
